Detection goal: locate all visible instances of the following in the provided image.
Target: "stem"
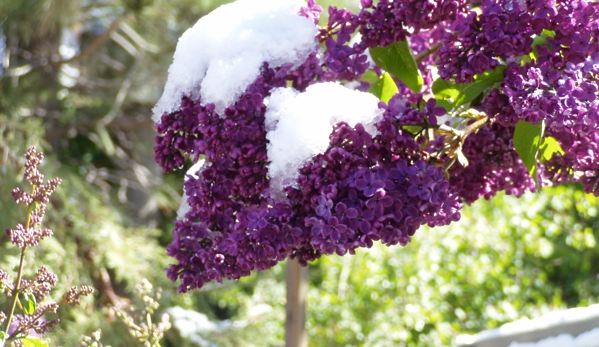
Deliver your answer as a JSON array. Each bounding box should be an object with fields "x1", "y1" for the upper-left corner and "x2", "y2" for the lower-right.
[
  {"x1": 59, "y1": 17, "x2": 122, "y2": 65},
  {"x1": 3, "y1": 185, "x2": 36, "y2": 334},
  {"x1": 415, "y1": 115, "x2": 490, "y2": 142},
  {"x1": 438, "y1": 124, "x2": 463, "y2": 137},
  {"x1": 461, "y1": 115, "x2": 490, "y2": 140},
  {"x1": 146, "y1": 311, "x2": 153, "y2": 343},
  {"x1": 4, "y1": 247, "x2": 28, "y2": 335},
  {"x1": 415, "y1": 42, "x2": 442, "y2": 64}
]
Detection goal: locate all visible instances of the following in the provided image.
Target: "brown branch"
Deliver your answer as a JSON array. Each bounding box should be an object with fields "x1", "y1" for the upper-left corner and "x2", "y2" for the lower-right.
[
  {"x1": 461, "y1": 115, "x2": 490, "y2": 140},
  {"x1": 3, "y1": 17, "x2": 124, "y2": 79},
  {"x1": 98, "y1": 267, "x2": 129, "y2": 308},
  {"x1": 99, "y1": 52, "x2": 144, "y2": 126},
  {"x1": 60, "y1": 18, "x2": 123, "y2": 65},
  {"x1": 45, "y1": 114, "x2": 154, "y2": 142}
]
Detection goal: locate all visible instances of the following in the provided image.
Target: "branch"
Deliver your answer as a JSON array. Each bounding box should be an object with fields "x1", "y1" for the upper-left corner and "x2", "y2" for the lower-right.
[
  {"x1": 461, "y1": 115, "x2": 490, "y2": 140},
  {"x1": 415, "y1": 42, "x2": 442, "y2": 64},
  {"x1": 99, "y1": 52, "x2": 144, "y2": 126},
  {"x1": 45, "y1": 111, "x2": 154, "y2": 143},
  {"x1": 0, "y1": 141, "x2": 20, "y2": 167},
  {"x1": 98, "y1": 267, "x2": 129, "y2": 308},
  {"x1": 61, "y1": 18, "x2": 123, "y2": 65}
]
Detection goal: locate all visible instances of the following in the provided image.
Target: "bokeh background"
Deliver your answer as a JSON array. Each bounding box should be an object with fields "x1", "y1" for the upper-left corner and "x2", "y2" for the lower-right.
[{"x1": 1, "y1": 0, "x2": 598, "y2": 346}]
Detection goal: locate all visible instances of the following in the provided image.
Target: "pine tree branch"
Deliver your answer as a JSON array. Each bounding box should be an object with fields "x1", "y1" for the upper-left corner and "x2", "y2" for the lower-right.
[
  {"x1": 99, "y1": 52, "x2": 144, "y2": 126},
  {"x1": 61, "y1": 18, "x2": 123, "y2": 65}
]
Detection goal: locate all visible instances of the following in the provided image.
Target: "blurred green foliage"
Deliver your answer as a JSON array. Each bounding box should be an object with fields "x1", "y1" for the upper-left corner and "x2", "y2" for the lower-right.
[{"x1": 303, "y1": 185, "x2": 599, "y2": 346}]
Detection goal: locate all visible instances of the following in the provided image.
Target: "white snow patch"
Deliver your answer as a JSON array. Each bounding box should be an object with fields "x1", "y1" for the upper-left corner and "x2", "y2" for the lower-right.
[
  {"x1": 177, "y1": 159, "x2": 206, "y2": 220},
  {"x1": 153, "y1": 0, "x2": 318, "y2": 122},
  {"x1": 265, "y1": 82, "x2": 383, "y2": 199},
  {"x1": 456, "y1": 304, "x2": 599, "y2": 347},
  {"x1": 167, "y1": 306, "x2": 219, "y2": 347},
  {"x1": 507, "y1": 328, "x2": 599, "y2": 347},
  {"x1": 167, "y1": 304, "x2": 273, "y2": 346}
]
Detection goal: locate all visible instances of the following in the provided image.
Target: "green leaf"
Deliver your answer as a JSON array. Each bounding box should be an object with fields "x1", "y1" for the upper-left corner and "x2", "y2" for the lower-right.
[
  {"x1": 0, "y1": 331, "x2": 6, "y2": 347},
  {"x1": 403, "y1": 126, "x2": 422, "y2": 135},
  {"x1": 432, "y1": 66, "x2": 506, "y2": 110},
  {"x1": 539, "y1": 136, "x2": 564, "y2": 162},
  {"x1": 360, "y1": 70, "x2": 379, "y2": 84},
  {"x1": 367, "y1": 72, "x2": 399, "y2": 103},
  {"x1": 23, "y1": 293, "x2": 36, "y2": 315},
  {"x1": 514, "y1": 120, "x2": 545, "y2": 187},
  {"x1": 20, "y1": 337, "x2": 49, "y2": 347},
  {"x1": 434, "y1": 99, "x2": 454, "y2": 112},
  {"x1": 369, "y1": 40, "x2": 423, "y2": 93}
]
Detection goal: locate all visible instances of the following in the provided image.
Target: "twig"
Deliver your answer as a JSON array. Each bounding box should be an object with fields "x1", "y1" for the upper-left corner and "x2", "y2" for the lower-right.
[
  {"x1": 415, "y1": 42, "x2": 442, "y2": 64},
  {"x1": 61, "y1": 18, "x2": 123, "y2": 65},
  {"x1": 461, "y1": 115, "x2": 490, "y2": 139},
  {"x1": 98, "y1": 267, "x2": 129, "y2": 308},
  {"x1": 99, "y1": 52, "x2": 144, "y2": 126}
]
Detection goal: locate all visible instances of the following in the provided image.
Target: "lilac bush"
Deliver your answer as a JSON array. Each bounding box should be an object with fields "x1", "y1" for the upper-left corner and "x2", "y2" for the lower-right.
[{"x1": 152, "y1": 0, "x2": 599, "y2": 292}]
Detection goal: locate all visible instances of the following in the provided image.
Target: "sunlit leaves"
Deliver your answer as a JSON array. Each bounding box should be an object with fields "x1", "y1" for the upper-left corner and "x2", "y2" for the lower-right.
[
  {"x1": 368, "y1": 72, "x2": 399, "y2": 103},
  {"x1": 539, "y1": 136, "x2": 565, "y2": 162},
  {"x1": 513, "y1": 120, "x2": 544, "y2": 187},
  {"x1": 370, "y1": 40, "x2": 423, "y2": 93},
  {"x1": 20, "y1": 337, "x2": 50, "y2": 347},
  {"x1": 432, "y1": 67, "x2": 506, "y2": 111},
  {"x1": 23, "y1": 293, "x2": 37, "y2": 315}
]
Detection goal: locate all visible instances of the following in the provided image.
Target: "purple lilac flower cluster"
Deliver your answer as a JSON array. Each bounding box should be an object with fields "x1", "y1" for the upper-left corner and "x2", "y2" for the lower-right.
[
  {"x1": 316, "y1": 7, "x2": 369, "y2": 82},
  {"x1": 156, "y1": 41, "x2": 462, "y2": 291},
  {"x1": 357, "y1": 0, "x2": 469, "y2": 48},
  {"x1": 161, "y1": 64, "x2": 288, "y2": 289},
  {"x1": 436, "y1": 0, "x2": 537, "y2": 83},
  {"x1": 159, "y1": 82, "x2": 461, "y2": 291},
  {"x1": 155, "y1": 0, "x2": 597, "y2": 291},
  {"x1": 294, "y1": 1, "x2": 379, "y2": 88},
  {"x1": 482, "y1": 0, "x2": 599, "y2": 195},
  {"x1": 286, "y1": 109, "x2": 461, "y2": 262}
]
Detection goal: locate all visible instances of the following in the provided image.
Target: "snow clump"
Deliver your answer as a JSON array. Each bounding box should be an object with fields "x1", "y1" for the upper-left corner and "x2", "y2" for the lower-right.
[
  {"x1": 153, "y1": 0, "x2": 318, "y2": 121},
  {"x1": 265, "y1": 82, "x2": 384, "y2": 199},
  {"x1": 177, "y1": 159, "x2": 206, "y2": 220}
]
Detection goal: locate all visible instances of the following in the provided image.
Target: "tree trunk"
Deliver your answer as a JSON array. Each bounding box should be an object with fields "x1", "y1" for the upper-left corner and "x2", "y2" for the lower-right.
[{"x1": 285, "y1": 259, "x2": 308, "y2": 347}]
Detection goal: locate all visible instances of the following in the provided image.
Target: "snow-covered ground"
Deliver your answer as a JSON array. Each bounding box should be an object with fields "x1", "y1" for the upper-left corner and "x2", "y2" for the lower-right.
[
  {"x1": 508, "y1": 328, "x2": 599, "y2": 347},
  {"x1": 455, "y1": 304, "x2": 599, "y2": 347}
]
